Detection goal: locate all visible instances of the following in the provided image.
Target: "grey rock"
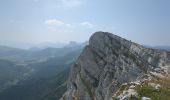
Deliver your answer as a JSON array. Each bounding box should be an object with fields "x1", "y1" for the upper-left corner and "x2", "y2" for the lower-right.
[
  {"x1": 141, "y1": 97, "x2": 151, "y2": 100},
  {"x1": 60, "y1": 32, "x2": 170, "y2": 100}
]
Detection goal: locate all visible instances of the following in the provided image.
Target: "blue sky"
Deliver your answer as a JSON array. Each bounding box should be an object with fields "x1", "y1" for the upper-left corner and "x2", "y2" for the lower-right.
[{"x1": 0, "y1": 0, "x2": 170, "y2": 47}]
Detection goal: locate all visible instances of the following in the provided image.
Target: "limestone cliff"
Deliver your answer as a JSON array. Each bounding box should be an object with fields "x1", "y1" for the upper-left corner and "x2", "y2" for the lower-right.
[{"x1": 60, "y1": 32, "x2": 170, "y2": 100}]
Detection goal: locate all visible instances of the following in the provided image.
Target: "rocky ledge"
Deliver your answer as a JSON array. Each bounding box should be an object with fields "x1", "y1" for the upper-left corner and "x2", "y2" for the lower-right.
[{"x1": 60, "y1": 32, "x2": 170, "y2": 100}]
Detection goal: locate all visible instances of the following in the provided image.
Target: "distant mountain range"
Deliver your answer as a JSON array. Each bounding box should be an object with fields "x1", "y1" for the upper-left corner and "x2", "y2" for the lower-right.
[
  {"x1": 0, "y1": 41, "x2": 87, "y2": 62},
  {"x1": 0, "y1": 42, "x2": 85, "y2": 100},
  {"x1": 152, "y1": 46, "x2": 170, "y2": 51},
  {"x1": 0, "y1": 37, "x2": 170, "y2": 100},
  {"x1": 1, "y1": 41, "x2": 87, "y2": 50}
]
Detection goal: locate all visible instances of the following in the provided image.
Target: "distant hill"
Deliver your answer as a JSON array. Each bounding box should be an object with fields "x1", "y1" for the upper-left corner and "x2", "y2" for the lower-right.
[
  {"x1": 0, "y1": 43, "x2": 84, "y2": 100},
  {"x1": 0, "y1": 59, "x2": 31, "y2": 92},
  {"x1": 0, "y1": 46, "x2": 28, "y2": 61},
  {"x1": 0, "y1": 42, "x2": 85, "y2": 62},
  {"x1": 152, "y1": 46, "x2": 170, "y2": 51}
]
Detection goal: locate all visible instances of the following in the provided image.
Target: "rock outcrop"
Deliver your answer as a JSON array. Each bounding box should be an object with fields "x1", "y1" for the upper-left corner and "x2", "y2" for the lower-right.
[{"x1": 60, "y1": 32, "x2": 170, "y2": 100}]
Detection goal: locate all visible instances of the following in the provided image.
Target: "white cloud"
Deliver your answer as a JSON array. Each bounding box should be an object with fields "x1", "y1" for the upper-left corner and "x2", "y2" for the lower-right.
[
  {"x1": 80, "y1": 21, "x2": 95, "y2": 28},
  {"x1": 45, "y1": 19, "x2": 96, "y2": 32},
  {"x1": 45, "y1": 19, "x2": 75, "y2": 31},
  {"x1": 61, "y1": 0, "x2": 82, "y2": 7},
  {"x1": 45, "y1": 19, "x2": 64, "y2": 26}
]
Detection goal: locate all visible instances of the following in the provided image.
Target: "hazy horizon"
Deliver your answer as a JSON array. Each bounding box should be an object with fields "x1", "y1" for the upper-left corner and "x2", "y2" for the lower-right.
[{"x1": 1, "y1": 0, "x2": 170, "y2": 48}]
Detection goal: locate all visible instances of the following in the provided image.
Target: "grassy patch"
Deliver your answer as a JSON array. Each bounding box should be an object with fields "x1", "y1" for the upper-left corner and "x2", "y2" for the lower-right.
[
  {"x1": 136, "y1": 85, "x2": 160, "y2": 100},
  {"x1": 136, "y1": 74, "x2": 170, "y2": 100}
]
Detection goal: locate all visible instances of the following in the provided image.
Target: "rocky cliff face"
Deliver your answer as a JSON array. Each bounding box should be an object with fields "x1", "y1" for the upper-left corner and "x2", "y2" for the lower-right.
[{"x1": 60, "y1": 32, "x2": 170, "y2": 100}]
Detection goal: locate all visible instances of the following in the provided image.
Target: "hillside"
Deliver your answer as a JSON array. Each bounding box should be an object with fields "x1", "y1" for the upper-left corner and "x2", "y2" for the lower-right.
[{"x1": 0, "y1": 44, "x2": 83, "y2": 100}]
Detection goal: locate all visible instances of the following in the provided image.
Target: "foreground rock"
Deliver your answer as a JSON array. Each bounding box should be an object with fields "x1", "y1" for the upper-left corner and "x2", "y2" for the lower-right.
[{"x1": 60, "y1": 32, "x2": 170, "y2": 100}]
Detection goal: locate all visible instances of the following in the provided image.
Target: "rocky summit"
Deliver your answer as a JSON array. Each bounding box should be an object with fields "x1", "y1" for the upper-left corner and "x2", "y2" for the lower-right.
[{"x1": 60, "y1": 32, "x2": 170, "y2": 100}]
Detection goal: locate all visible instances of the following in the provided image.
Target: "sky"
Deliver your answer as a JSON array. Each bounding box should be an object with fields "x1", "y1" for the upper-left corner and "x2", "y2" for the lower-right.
[{"x1": 0, "y1": 0, "x2": 170, "y2": 48}]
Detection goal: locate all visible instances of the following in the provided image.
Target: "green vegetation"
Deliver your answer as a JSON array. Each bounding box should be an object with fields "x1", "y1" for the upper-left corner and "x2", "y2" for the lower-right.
[
  {"x1": 0, "y1": 45, "x2": 82, "y2": 100},
  {"x1": 137, "y1": 85, "x2": 160, "y2": 99},
  {"x1": 112, "y1": 75, "x2": 170, "y2": 100},
  {"x1": 136, "y1": 75, "x2": 170, "y2": 100},
  {"x1": 0, "y1": 59, "x2": 30, "y2": 92}
]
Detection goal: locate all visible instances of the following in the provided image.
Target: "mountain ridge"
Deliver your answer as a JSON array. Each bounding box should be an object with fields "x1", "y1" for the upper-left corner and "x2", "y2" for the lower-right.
[{"x1": 60, "y1": 32, "x2": 170, "y2": 100}]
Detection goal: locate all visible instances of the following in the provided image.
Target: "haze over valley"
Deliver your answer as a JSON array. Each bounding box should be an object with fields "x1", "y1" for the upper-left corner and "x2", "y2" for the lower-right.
[{"x1": 0, "y1": 0, "x2": 170, "y2": 100}]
